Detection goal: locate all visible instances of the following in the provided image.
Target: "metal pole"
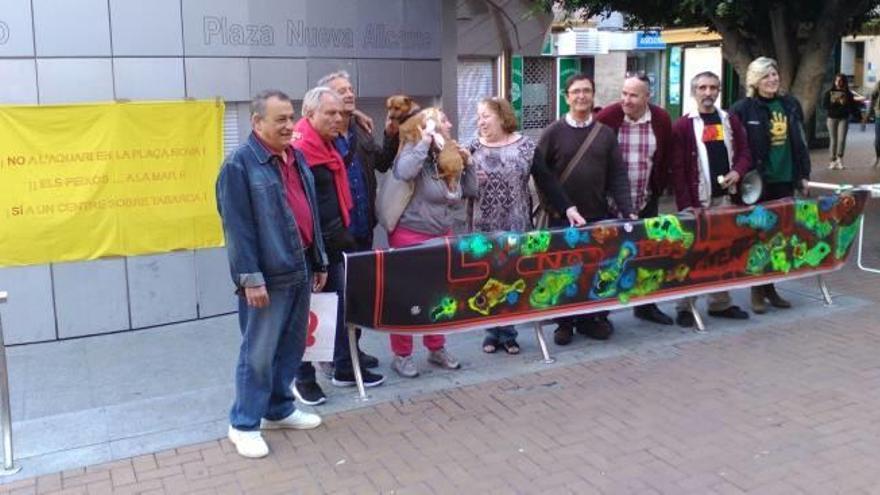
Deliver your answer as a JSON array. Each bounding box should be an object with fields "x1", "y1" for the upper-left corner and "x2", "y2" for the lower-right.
[
  {"x1": 0, "y1": 291, "x2": 21, "y2": 475},
  {"x1": 346, "y1": 324, "x2": 368, "y2": 401},
  {"x1": 857, "y1": 215, "x2": 880, "y2": 274},
  {"x1": 533, "y1": 322, "x2": 555, "y2": 364},
  {"x1": 817, "y1": 275, "x2": 834, "y2": 306},
  {"x1": 688, "y1": 299, "x2": 707, "y2": 334}
]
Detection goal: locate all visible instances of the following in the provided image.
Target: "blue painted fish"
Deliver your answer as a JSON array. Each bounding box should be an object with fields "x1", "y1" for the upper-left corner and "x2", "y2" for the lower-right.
[{"x1": 736, "y1": 205, "x2": 778, "y2": 231}]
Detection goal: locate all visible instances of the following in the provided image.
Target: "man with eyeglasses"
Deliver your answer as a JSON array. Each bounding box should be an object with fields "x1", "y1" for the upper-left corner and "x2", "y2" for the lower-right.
[
  {"x1": 532, "y1": 73, "x2": 633, "y2": 345},
  {"x1": 596, "y1": 73, "x2": 675, "y2": 327}
]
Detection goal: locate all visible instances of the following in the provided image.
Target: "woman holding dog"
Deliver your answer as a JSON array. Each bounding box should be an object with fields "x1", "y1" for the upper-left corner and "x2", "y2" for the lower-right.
[
  {"x1": 469, "y1": 97, "x2": 585, "y2": 355},
  {"x1": 387, "y1": 109, "x2": 478, "y2": 378}
]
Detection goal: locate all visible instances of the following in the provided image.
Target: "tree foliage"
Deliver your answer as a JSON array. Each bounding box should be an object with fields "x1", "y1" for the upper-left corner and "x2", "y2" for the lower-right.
[{"x1": 541, "y1": 0, "x2": 880, "y2": 120}]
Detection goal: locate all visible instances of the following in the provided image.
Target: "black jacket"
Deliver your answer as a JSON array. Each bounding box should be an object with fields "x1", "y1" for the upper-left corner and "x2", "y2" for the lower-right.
[
  {"x1": 822, "y1": 88, "x2": 857, "y2": 120},
  {"x1": 343, "y1": 121, "x2": 387, "y2": 238},
  {"x1": 730, "y1": 95, "x2": 811, "y2": 189}
]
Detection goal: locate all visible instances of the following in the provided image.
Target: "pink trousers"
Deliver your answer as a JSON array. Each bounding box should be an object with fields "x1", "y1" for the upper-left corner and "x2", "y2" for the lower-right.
[{"x1": 387, "y1": 225, "x2": 448, "y2": 357}]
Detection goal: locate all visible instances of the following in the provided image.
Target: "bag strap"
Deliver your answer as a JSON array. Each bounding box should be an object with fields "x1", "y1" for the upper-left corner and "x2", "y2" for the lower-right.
[{"x1": 558, "y1": 124, "x2": 600, "y2": 186}]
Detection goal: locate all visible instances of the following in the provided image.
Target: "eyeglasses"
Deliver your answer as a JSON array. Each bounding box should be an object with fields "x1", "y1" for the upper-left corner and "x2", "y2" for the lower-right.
[{"x1": 567, "y1": 88, "x2": 593, "y2": 95}]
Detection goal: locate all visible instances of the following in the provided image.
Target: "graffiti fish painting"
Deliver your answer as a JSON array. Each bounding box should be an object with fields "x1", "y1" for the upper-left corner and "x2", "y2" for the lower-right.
[{"x1": 468, "y1": 278, "x2": 527, "y2": 316}]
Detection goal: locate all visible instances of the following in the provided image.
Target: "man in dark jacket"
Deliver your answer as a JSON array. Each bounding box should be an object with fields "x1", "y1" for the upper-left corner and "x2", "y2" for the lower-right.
[
  {"x1": 291, "y1": 85, "x2": 385, "y2": 407},
  {"x1": 596, "y1": 74, "x2": 674, "y2": 326},
  {"x1": 730, "y1": 56, "x2": 811, "y2": 314},
  {"x1": 670, "y1": 71, "x2": 751, "y2": 327}
]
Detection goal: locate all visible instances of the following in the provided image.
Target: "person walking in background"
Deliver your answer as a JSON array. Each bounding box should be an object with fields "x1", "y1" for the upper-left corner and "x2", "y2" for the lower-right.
[
  {"x1": 867, "y1": 83, "x2": 880, "y2": 168},
  {"x1": 822, "y1": 74, "x2": 858, "y2": 170},
  {"x1": 291, "y1": 87, "x2": 385, "y2": 407},
  {"x1": 670, "y1": 71, "x2": 752, "y2": 327},
  {"x1": 533, "y1": 74, "x2": 629, "y2": 345},
  {"x1": 596, "y1": 73, "x2": 675, "y2": 328},
  {"x1": 468, "y1": 96, "x2": 582, "y2": 354},
  {"x1": 388, "y1": 109, "x2": 478, "y2": 378},
  {"x1": 217, "y1": 90, "x2": 327, "y2": 459},
  {"x1": 731, "y1": 56, "x2": 811, "y2": 315}
]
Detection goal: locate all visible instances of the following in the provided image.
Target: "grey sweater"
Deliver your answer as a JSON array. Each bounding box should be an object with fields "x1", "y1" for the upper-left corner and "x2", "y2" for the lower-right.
[{"x1": 393, "y1": 140, "x2": 478, "y2": 235}]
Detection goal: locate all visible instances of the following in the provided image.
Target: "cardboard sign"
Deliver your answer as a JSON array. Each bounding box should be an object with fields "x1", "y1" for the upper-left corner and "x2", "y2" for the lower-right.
[{"x1": 302, "y1": 293, "x2": 338, "y2": 363}]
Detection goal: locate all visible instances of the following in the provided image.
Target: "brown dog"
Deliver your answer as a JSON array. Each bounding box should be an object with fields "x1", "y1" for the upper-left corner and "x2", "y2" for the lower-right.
[
  {"x1": 385, "y1": 94, "x2": 421, "y2": 125},
  {"x1": 396, "y1": 107, "x2": 464, "y2": 191}
]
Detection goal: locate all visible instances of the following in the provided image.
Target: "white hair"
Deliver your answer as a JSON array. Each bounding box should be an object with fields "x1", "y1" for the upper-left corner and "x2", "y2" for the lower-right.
[
  {"x1": 301, "y1": 86, "x2": 341, "y2": 117},
  {"x1": 689, "y1": 71, "x2": 721, "y2": 96},
  {"x1": 746, "y1": 57, "x2": 779, "y2": 98},
  {"x1": 316, "y1": 70, "x2": 351, "y2": 88}
]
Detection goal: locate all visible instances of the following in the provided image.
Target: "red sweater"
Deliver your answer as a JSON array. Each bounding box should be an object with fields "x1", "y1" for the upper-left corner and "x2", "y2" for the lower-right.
[
  {"x1": 670, "y1": 110, "x2": 752, "y2": 210},
  {"x1": 595, "y1": 102, "x2": 672, "y2": 198}
]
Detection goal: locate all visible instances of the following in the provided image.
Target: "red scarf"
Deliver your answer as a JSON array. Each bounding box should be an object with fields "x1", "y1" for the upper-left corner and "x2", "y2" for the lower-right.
[{"x1": 293, "y1": 118, "x2": 352, "y2": 227}]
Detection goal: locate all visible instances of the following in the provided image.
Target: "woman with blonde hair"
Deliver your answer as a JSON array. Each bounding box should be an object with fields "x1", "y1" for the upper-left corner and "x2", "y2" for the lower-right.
[{"x1": 730, "y1": 56, "x2": 811, "y2": 314}]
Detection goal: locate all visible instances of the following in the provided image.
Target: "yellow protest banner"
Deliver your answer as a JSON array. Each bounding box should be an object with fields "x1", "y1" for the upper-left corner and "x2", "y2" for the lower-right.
[{"x1": 0, "y1": 100, "x2": 225, "y2": 267}]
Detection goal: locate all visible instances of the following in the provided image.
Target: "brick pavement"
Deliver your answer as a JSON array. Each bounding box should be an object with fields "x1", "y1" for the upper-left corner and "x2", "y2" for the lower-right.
[{"x1": 2, "y1": 132, "x2": 880, "y2": 494}]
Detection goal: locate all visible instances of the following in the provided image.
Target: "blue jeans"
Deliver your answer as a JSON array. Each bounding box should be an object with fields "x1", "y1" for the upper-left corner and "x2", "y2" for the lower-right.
[
  {"x1": 229, "y1": 276, "x2": 310, "y2": 431},
  {"x1": 485, "y1": 326, "x2": 518, "y2": 343}
]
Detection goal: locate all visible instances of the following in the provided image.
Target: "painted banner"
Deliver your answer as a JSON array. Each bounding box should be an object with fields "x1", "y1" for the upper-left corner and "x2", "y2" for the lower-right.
[
  {"x1": 0, "y1": 100, "x2": 224, "y2": 266},
  {"x1": 345, "y1": 193, "x2": 868, "y2": 333}
]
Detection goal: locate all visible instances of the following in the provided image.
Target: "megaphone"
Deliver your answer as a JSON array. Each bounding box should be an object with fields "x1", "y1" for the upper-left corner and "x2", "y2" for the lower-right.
[{"x1": 739, "y1": 170, "x2": 763, "y2": 205}]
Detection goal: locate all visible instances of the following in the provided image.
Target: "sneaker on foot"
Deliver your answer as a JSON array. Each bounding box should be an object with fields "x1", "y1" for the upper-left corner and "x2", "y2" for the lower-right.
[
  {"x1": 358, "y1": 350, "x2": 380, "y2": 369},
  {"x1": 332, "y1": 368, "x2": 385, "y2": 388},
  {"x1": 292, "y1": 380, "x2": 326, "y2": 406},
  {"x1": 261, "y1": 409, "x2": 321, "y2": 430},
  {"x1": 391, "y1": 355, "x2": 419, "y2": 378},
  {"x1": 578, "y1": 316, "x2": 614, "y2": 340},
  {"x1": 317, "y1": 361, "x2": 335, "y2": 380},
  {"x1": 427, "y1": 347, "x2": 461, "y2": 370},
  {"x1": 675, "y1": 310, "x2": 695, "y2": 328},
  {"x1": 554, "y1": 323, "x2": 574, "y2": 346},
  {"x1": 707, "y1": 305, "x2": 750, "y2": 319},
  {"x1": 228, "y1": 426, "x2": 269, "y2": 458}
]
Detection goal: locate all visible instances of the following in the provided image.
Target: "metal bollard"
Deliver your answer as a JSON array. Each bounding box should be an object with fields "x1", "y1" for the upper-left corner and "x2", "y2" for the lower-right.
[{"x1": 0, "y1": 291, "x2": 21, "y2": 475}]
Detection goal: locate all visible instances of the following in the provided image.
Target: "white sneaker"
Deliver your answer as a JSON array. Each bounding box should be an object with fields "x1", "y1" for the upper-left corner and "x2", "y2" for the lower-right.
[
  {"x1": 261, "y1": 409, "x2": 322, "y2": 430},
  {"x1": 391, "y1": 355, "x2": 419, "y2": 378},
  {"x1": 228, "y1": 426, "x2": 269, "y2": 458},
  {"x1": 427, "y1": 347, "x2": 461, "y2": 370},
  {"x1": 828, "y1": 160, "x2": 837, "y2": 170}
]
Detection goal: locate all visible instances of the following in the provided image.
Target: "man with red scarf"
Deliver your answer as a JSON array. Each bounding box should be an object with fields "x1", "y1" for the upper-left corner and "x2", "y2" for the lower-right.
[{"x1": 291, "y1": 87, "x2": 385, "y2": 406}]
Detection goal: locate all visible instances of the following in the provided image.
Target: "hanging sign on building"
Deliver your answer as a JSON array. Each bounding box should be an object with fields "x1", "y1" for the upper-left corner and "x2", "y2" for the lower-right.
[
  {"x1": 511, "y1": 55, "x2": 524, "y2": 126},
  {"x1": 0, "y1": 100, "x2": 225, "y2": 267},
  {"x1": 636, "y1": 31, "x2": 665, "y2": 50}
]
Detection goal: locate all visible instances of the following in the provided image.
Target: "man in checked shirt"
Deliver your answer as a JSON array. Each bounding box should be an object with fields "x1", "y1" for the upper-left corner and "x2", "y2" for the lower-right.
[{"x1": 596, "y1": 73, "x2": 675, "y2": 327}]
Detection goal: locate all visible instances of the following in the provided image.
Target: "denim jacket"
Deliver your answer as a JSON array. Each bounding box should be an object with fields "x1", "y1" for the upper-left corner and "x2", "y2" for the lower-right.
[{"x1": 216, "y1": 132, "x2": 328, "y2": 289}]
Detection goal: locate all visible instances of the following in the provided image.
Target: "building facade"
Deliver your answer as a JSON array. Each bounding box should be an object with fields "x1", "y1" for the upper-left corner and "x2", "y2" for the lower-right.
[{"x1": 0, "y1": 0, "x2": 458, "y2": 344}]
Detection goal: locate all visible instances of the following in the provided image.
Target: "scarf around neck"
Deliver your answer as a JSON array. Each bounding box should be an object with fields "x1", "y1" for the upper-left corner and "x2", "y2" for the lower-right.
[{"x1": 293, "y1": 118, "x2": 352, "y2": 227}]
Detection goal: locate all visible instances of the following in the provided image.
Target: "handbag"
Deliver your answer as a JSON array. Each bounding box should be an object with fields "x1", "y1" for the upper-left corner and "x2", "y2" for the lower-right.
[
  {"x1": 532, "y1": 124, "x2": 600, "y2": 228},
  {"x1": 376, "y1": 171, "x2": 414, "y2": 232}
]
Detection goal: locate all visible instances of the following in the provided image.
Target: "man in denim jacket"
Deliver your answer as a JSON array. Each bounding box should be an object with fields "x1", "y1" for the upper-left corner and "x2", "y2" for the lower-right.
[{"x1": 216, "y1": 90, "x2": 329, "y2": 459}]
